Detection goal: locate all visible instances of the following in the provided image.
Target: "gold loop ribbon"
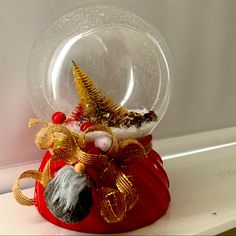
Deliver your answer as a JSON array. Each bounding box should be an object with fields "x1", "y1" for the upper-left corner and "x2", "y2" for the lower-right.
[
  {"x1": 116, "y1": 171, "x2": 138, "y2": 211},
  {"x1": 12, "y1": 170, "x2": 41, "y2": 206},
  {"x1": 97, "y1": 187, "x2": 126, "y2": 223},
  {"x1": 13, "y1": 119, "x2": 149, "y2": 223},
  {"x1": 12, "y1": 160, "x2": 52, "y2": 206}
]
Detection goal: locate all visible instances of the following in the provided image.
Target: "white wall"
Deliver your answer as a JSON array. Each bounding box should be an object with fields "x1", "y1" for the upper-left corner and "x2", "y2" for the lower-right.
[{"x1": 1, "y1": 0, "x2": 236, "y2": 169}]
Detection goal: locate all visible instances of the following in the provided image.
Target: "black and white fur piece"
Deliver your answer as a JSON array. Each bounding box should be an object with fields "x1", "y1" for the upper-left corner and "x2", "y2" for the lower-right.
[{"x1": 44, "y1": 165, "x2": 92, "y2": 224}]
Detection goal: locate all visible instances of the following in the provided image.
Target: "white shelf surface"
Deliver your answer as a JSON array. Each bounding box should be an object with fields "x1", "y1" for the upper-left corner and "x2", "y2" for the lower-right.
[{"x1": 1, "y1": 127, "x2": 236, "y2": 235}]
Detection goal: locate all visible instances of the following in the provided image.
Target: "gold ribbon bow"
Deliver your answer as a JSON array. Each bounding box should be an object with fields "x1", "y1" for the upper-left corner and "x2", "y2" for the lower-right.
[{"x1": 13, "y1": 119, "x2": 151, "y2": 223}]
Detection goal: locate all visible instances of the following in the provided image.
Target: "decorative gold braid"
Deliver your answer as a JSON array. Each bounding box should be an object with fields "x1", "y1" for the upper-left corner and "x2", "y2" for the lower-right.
[
  {"x1": 41, "y1": 159, "x2": 52, "y2": 186},
  {"x1": 13, "y1": 119, "x2": 151, "y2": 223},
  {"x1": 118, "y1": 139, "x2": 145, "y2": 163},
  {"x1": 34, "y1": 122, "x2": 79, "y2": 164},
  {"x1": 74, "y1": 147, "x2": 109, "y2": 167},
  {"x1": 116, "y1": 171, "x2": 138, "y2": 211},
  {"x1": 72, "y1": 61, "x2": 127, "y2": 118},
  {"x1": 12, "y1": 170, "x2": 42, "y2": 206},
  {"x1": 97, "y1": 187, "x2": 126, "y2": 223},
  {"x1": 35, "y1": 127, "x2": 54, "y2": 149},
  {"x1": 71, "y1": 131, "x2": 86, "y2": 149},
  {"x1": 28, "y1": 118, "x2": 48, "y2": 128},
  {"x1": 12, "y1": 158, "x2": 53, "y2": 206}
]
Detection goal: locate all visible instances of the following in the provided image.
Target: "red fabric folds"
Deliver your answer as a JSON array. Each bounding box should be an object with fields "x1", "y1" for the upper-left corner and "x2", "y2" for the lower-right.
[{"x1": 34, "y1": 138, "x2": 170, "y2": 233}]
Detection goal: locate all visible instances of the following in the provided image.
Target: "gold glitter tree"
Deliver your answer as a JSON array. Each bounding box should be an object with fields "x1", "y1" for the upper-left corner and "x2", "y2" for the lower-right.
[{"x1": 72, "y1": 61, "x2": 127, "y2": 123}]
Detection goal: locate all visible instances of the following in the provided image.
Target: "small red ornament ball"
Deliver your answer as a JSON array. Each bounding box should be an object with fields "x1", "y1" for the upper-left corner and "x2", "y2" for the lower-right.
[
  {"x1": 80, "y1": 121, "x2": 93, "y2": 131},
  {"x1": 51, "y1": 112, "x2": 66, "y2": 124}
]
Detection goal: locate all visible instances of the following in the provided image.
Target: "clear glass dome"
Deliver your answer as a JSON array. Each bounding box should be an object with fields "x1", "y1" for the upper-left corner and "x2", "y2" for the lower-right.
[{"x1": 27, "y1": 5, "x2": 172, "y2": 130}]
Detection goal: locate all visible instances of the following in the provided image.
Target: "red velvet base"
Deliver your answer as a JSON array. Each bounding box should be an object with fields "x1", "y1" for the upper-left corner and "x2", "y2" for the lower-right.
[{"x1": 34, "y1": 149, "x2": 170, "y2": 233}]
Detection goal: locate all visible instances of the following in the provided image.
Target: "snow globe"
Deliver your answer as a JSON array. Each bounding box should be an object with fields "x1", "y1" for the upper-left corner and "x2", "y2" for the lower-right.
[{"x1": 13, "y1": 5, "x2": 172, "y2": 233}]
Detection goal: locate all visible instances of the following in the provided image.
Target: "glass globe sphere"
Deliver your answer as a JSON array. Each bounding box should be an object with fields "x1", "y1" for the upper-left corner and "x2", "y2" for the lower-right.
[{"x1": 27, "y1": 5, "x2": 172, "y2": 131}]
